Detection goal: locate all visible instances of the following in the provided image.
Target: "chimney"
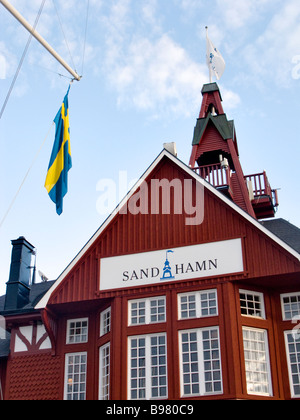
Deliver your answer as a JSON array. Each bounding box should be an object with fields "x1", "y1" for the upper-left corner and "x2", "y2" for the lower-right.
[
  {"x1": 163, "y1": 142, "x2": 177, "y2": 157},
  {"x1": 4, "y1": 237, "x2": 35, "y2": 311}
]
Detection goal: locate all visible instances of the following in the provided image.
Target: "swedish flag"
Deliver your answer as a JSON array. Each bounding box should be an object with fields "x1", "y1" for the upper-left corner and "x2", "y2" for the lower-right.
[{"x1": 45, "y1": 86, "x2": 72, "y2": 215}]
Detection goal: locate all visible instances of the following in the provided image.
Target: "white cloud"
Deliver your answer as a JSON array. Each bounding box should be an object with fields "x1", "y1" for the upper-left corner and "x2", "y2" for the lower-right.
[
  {"x1": 0, "y1": 42, "x2": 17, "y2": 80},
  {"x1": 100, "y1": 1, "x2": 240, "y2": 118},
  {"x1": 141, "y1": 0, "x2": 160, "y2": 32},
  {"x1": 2, "y1": 0, "x2": 242, "y2": 117},
  {"x1": 198, "y1": 0, "x2": 300, "y2": 88},
  {"x1": 105, "y1": 33, "x2": 207, "y2": 117},
  {"x1": 177, "y1": 0, "x2": 204, "y2": 12},
  {"x1": 240, "y1": 0, "x2": 300, "y2": 86},
  {"x1": 216, "y1": 0, "x2": 276, "y2": 30},
  {"x1": 221, "y1": 88, "x2": 241, "y2": 111}
]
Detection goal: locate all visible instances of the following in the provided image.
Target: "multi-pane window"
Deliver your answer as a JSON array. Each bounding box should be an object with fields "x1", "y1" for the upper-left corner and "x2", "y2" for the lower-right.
[
  {"x1": 128, "y1": 297, "x2": 166, "y2": 326},
  {"x1": 281, "y1": 293, "x2": 300, "y2": 320},
  {"x1": 128, "y1": 333, "x2": 168, "y2": 400},
  {"x1": 284, "y1": 331, "x2": 300, "y2": 398},
  {"x1": 242, "y1": 327, "x2": 272, "y2": 396},
  {"x1": 64, "y1": 352, "x2": 87, "y2": 400},
  {"x1": 99, "y1": 343, "x2": 110, "y2": 400},
  {"x1": 67, "y1": 318, "x2": 88, "y2": 344},
  {"x1": 150, "y1": 298, "x2": 166, "y2": 323},
  {"x1": 179, "y1": 327, "x2": 222, "y2": 397},
  {"x1": 178, "y1": 290, "x2": 218, "y2": 320},
  {"x1": 239, "y1": 290, "x2": 265, "y2": 318},
  {"x1": 100, "y1": 307, "x2": 111, "y2": 336}
]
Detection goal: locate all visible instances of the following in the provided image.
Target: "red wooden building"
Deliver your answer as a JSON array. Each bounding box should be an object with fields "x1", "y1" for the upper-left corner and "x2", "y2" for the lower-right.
[{"x1": 1, "y1": 83, "x2": 300, "y2": 400}]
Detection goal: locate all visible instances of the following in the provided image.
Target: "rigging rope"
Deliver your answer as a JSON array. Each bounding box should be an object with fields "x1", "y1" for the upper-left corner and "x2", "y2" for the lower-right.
[
  {"x1": 0, "y1": 0, "x2": 47, "y2": 120},
  {"x1": 81, "y1": 0, "x2": 90, "y2": 77},
  {"x1": 0, "y1": 1, "x2": 90, "y2": 227},
  {"x1": 52, "y1": 0, "x2": 77, "y2": 75},
  {"x1": 0, "y1": 122, "x2": 54, "y2": 230}
]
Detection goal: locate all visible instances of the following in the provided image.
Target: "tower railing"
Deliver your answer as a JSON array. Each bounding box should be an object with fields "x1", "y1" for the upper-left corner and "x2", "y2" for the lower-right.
[
  {"x1": 244, "y1": 171, "x2": 279, "y2": 210},
  {"x1": 192, "y1": 163, "x2": 232, "y2": 194},
  {"x1": 244, "y1": 171, "x2": 271, "y2": 198}
]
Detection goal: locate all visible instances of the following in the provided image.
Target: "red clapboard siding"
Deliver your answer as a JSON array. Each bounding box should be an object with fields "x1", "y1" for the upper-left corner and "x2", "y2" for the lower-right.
[
  {"x1": 195, "y1": 123, "x2": 230, "y2": 161},
  {"x1": 48, "y1": 157, "x2": 299, "y2": 306}
]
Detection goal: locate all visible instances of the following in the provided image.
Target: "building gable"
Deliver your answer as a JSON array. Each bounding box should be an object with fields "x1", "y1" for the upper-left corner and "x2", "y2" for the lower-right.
[{"x1": 36, "y1": 150, "x2": 300, "y2": 308}]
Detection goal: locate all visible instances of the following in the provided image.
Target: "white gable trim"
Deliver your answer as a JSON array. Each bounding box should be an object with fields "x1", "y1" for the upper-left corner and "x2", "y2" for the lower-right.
[{"x1": 35, "y1": 149, "x2": 300, "y2": 309}]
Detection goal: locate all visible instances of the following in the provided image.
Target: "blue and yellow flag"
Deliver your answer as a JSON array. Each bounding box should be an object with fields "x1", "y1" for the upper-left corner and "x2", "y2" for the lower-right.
[{"x1": 45, "y1": 86, "x2": 72, "y2": 215}]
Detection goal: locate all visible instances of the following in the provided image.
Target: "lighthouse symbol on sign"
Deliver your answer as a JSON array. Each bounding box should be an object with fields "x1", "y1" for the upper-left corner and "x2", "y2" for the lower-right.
[{"x1": 160, "y1": 250, "x2": 175, "y2": 281}]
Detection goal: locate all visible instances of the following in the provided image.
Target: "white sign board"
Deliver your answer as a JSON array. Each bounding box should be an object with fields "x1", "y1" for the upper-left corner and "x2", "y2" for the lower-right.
[{"x1": 100, "y1": 239, "x2": 244, "y2": 291}]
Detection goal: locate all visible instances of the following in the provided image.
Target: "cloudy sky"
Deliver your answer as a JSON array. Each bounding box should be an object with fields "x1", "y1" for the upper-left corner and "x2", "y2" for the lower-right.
[{"x1": 0, "y1": 0, "x2": 300, "y2": 295}]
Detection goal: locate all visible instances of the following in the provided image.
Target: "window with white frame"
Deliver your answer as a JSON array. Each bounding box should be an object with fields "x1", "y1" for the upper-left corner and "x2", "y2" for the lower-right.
[
  {"x1": 100, "y1": 307, "x2": 111, "y2": 336},
  {"x1": 66, "y1": 318, "x2": 88, "y2": 344},
  {"x1": 128, "y1": 333, "x2": 168, "y2": 400},
  {"x1": 64, "y1": 352, "x2": 87, "y2": 400},
  {"x1": 178, "y1": 289, "x2": 218, "y2": 320},
  {"x1": 179, "y1": 327, "x2": 223, "y2": 397},
  {"x1": 239, "y1": 290, "x2": 265, "y2": 318},
  {"x1": 284, "y1": 331, "x2": 300, "y2": 398},
  {"x1": 128, "y1": 296, "x2": 166, "y2": 326},
  {"x1": 242, "y1": 327, "x2": 272, "y2": 396},
  {"x1": 281, "y1": 293, "x2": 300, "y2": 321},
  {"x1": 99, "y1": 343, "x2": 110, "y2": 400}
]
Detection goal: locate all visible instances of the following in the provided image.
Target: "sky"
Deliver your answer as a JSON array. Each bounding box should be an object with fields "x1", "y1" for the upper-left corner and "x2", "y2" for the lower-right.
[{"x1": 0, "y1": 0, "x2": 300, "y2": 296}]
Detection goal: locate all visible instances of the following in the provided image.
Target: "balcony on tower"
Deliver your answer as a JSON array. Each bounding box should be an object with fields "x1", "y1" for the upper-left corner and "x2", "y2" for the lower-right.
[
  {"x1": 244, "y1": 171, "x2": 279, "y2": 219},
  {"x1": 192, "y1": 163, "x2": 279, "y2": 220}
]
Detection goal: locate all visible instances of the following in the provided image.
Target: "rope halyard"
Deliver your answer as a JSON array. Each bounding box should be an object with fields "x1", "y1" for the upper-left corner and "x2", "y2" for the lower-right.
[{"x1": 0, "y1": 122, "x2": 54, "y2": 229}]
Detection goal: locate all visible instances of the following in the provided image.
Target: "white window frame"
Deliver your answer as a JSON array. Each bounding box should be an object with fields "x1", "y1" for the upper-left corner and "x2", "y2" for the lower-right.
[
  {"x1": 284, "y1": 330, "x2": 300, "y2": 398},
  {"x1": 178, "y1": 327, "x2": 223, "y2": 397},
  {"x1": 66, "y1": 318, "x2": 89, "y2": 344},
  {"x1": 128, "y1": 296, "x2": 166, "y2": 326},
  {"x1": 281, "y1": 292, "x2": 300, "y2": 321},
  {"x1": 239, "y1": 289, "x2": 266, "y2": 319},
  {"x1": 64, "y1": 352, "x2": 87, "y2": 400},
  {"x1": 242, "y1": 327, "x2": 272, "y2": 396},
  {"x1": 178, "y1": 289, "x2": 218, "y2": 320},
  {"x1": 128, "y1": 333, "x2": 168, "y2": 400},
  {"x1": 99, "y1": 343, "x2": 110, "y2": 400},
  {"x1": 100, "y1": 307, "x2": 111, "y2": 336}
]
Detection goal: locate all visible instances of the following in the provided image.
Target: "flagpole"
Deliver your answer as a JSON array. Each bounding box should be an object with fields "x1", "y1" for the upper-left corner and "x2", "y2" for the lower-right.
[
  {"x1": 205, "y1": 26, "x2": 213, "y2": 83},
  {"x1": 0, "y1": 0, "x2": 81, "y2": 81}
]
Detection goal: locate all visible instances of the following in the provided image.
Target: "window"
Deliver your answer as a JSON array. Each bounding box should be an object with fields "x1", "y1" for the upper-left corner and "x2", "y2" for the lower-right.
[
  {"x1": 67, "y1": 318, "x2": 88, "y2": 344},
  {"x1": 99, "y1": 343, "x2": 110, "y2": 400},
  {"x1": 179, "y1": 327, "x2": 223, "y2": 397},
  {"x1": 128, "y1": 297, "x2": 166, "y2": 326},
  {"x1": 284, "y1": 331, "x2": 300, "y2": 398},
  {"x1": 178, "y1": 289, "x2": 218, "y2": 320},
  {"x1": 239, "y1": 290, "x2": 265, "y2": 318},
  {"x1": 242, "y1": 327, "x2": 272, "y2": 396},
  {"x1": 100, "y1": 307, "x2": 111, "y2": 336},
  {"x1": 64, "y1": 352, "x2": 87, "y2": 400},
  {"x1": 281, "y1": 293, "x2": 300, "y2": 320},
  {"x1": 128, "y1": 333, "x2": 168, "y2": 400}
]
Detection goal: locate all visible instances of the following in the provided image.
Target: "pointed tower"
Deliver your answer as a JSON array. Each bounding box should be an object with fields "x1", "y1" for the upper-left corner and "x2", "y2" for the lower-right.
[{"x1": 189, "y1": 83, "x2": 278, "y2": 219}]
